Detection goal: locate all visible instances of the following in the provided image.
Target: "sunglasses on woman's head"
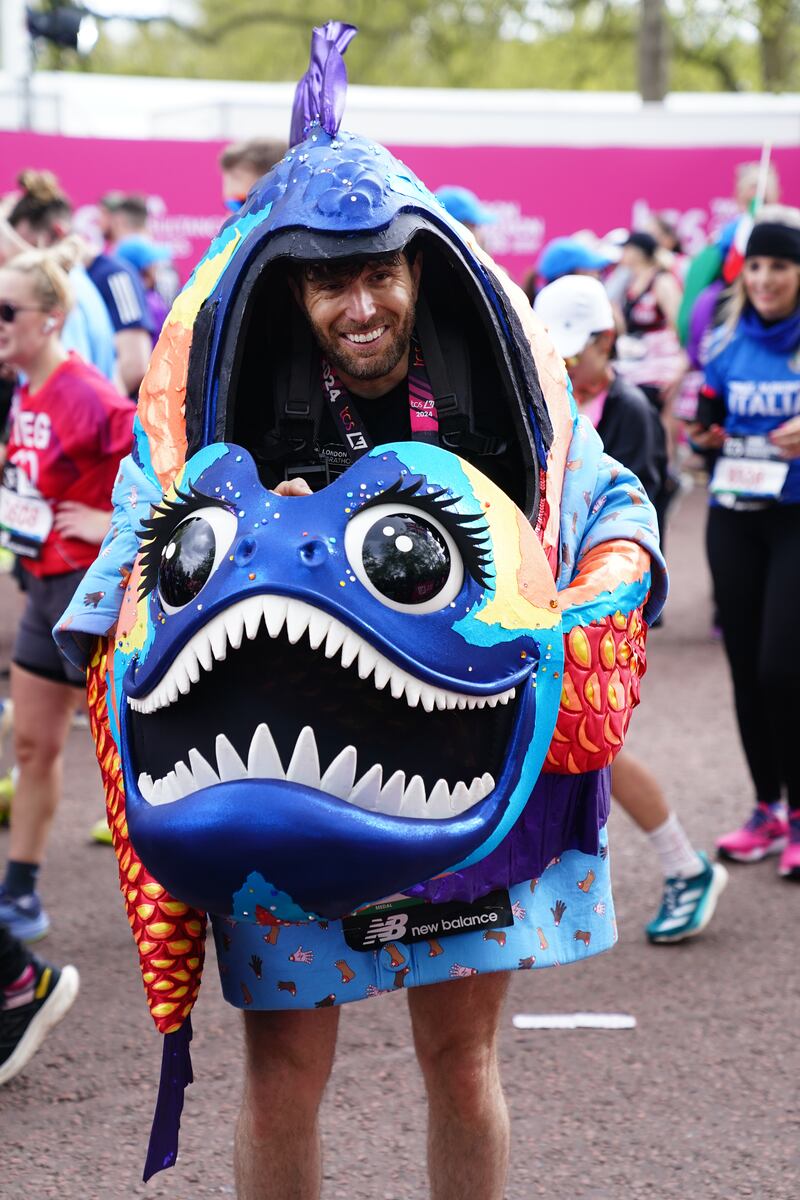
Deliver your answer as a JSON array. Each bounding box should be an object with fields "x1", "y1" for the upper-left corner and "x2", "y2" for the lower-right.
[{"x1": 0, "y1": 302, "x2": 44, "y2": 323}]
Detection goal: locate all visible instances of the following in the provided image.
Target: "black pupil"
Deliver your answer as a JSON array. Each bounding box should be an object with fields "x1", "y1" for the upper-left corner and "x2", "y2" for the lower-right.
[
  {"x1": 362, "y1": 513, "x2": 451, "y2": 604},
  {"x1": 159, "y1": 516, "x2": 216, "y2": 608}
]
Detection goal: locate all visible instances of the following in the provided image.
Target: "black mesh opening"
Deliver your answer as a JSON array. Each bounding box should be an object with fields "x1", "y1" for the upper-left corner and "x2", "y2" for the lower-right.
[{"x1": 129, "y1": 623, "x2": 517, "y2": 793}]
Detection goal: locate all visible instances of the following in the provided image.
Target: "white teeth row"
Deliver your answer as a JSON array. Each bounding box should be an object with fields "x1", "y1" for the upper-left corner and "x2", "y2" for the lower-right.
[
  {"x1": 137, "y1": 724, "x2": 495, "y2": 820},
  {"x1": 128, "y1": 594, "x2": 516, "y2": 716},
  {"x1": 345, "y1": 326, "x2": 385, "y2": 344}
]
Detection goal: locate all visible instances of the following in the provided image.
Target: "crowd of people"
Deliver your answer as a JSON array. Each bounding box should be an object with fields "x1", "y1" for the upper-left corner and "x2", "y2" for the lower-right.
[
  {"x1": 438, "y1": 160, "x2": 799, "y2": 883},
  {"x1": 0, "y1": 119, "x2": 797, "y2": 1200}
]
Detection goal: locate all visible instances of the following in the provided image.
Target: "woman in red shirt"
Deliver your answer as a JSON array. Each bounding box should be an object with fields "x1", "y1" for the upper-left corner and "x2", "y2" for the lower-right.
[{"x1": 0, "y1": 247, "x2": 134, "y2": 941}]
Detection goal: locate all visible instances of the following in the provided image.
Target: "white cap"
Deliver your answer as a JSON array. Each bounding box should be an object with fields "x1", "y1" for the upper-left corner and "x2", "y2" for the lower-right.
[{"x1": 533, "y1": 274, "x2": 616, "y2": 359}]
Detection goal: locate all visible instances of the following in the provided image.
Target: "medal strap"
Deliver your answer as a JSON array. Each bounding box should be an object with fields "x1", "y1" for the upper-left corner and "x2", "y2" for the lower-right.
[
  {"x1": 407, "y1": 335, "x2": 439, "y2": 443},
  {"x1": 320, "y1": 333, "x2": 439, "y2": 465}
]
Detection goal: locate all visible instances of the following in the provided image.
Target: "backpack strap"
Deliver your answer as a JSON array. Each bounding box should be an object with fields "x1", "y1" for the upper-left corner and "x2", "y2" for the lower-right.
[
  {"x1": 252, "y1": 308, "x2": 330, "y2": 482},
  {"x1": 277, "y1": 307, "x2": 324, "y2": 454},
  {"x1": 415, "y1": 291, "x2": 506, "y2": 458}
]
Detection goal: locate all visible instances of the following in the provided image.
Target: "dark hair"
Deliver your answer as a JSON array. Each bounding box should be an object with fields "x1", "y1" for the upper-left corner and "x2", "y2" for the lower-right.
[
  {"x1": 624, "y1": 231, "x2": 658, "y2": 260},
  {"x1": 102, "y1": 193, "x2": 149, "y2": 225},
  {"x1": 8, "y1": 169, "x2": 72, "y2": 234},
  {"x1": 293, "y1": 247, "x2": 417, "y2": 288},
  {"x1": 219, "y1": 137, "x2": 288, "y2": 175}
]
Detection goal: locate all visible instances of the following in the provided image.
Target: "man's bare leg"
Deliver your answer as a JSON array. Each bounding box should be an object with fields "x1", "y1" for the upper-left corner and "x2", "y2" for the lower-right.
[
  {"x1": 611, "y1": 749, "x2": 670, "y2": 832},
  {"x1": 235, "y1": 1006, "x2": 340, "y2": 1200},
  {"x1": 408, "y1": 972, "x2": 510, "y2": 1200}
]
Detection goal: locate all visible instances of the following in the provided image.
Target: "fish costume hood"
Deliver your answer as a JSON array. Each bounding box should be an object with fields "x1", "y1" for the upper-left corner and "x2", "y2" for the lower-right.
[{"x1": 56, "y1": 21, "x2": 666, "y2": 1181}]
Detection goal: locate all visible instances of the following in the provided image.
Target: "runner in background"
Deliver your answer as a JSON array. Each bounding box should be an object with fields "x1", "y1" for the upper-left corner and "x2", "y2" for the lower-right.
[
  {"x1": 648, "y1": 213, "x2": 689, "y2": 282},
  {"x1": 85, "y1": 243, "x2": 152, "y2": 400},
  {"x1": 97, "y1": 192, "x2": 148, "y2": 251},
  {"x1": 114, "y1": 236, "x2": 171, "y2": 344},
  {"x1": 218, "y1": 137, "x2": 288, "y2": 213},
  {"x1": 4, "y1": 170, "x2": 153, "y2": 398},
  {"x1": 0, "y1": 247, "x2": 134, "y2": 940},
  {"x1": 524, "y1": 235, "x2": 615, "y2": 304},
  {"x1": 616, "y1": 231, "x2": 685, "y2": 403},
  {"x1": 535, "y1": 273, "x2": 728, "y2": 940},
  {"x1": 687, "y1": 206, "x2": 800, "y2": 880},
  {"x1": 614, "y1": 231, "x2": 687, "y2": 544},
  {"x1": 1, "y1": 172, "x2": 116, "y2": 383},
  {"x1": 676, "y1": 157, "x2": 782, "y2": 350},
  {"x1": 99, "y1": 193, "x2": 179, "y2": 310}
]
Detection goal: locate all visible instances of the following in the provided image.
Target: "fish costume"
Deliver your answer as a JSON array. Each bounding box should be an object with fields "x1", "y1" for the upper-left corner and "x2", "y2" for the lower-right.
[{"x1": 55, "y1": 22, "x2": 666, "y2": 1180}]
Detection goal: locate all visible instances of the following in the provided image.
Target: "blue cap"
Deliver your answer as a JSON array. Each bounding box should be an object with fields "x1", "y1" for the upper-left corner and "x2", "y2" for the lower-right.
[
  {"x1": 537, "y1": 237, "x2": 613, "y2": 284},
  {"x1": 435, "y1": 186, "x2": 497, "y2": 227},
  {"x1": 115, "y1": 236, "x2": 172, "y2": 271}
]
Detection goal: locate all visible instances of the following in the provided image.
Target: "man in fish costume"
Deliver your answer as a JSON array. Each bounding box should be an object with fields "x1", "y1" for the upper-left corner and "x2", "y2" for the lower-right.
[{"x1": 56, "y1": 23, "x2": 666, "y2": 1196}]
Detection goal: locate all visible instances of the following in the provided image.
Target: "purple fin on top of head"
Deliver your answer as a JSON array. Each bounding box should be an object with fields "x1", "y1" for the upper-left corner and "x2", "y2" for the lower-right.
[{"x1": 290, "y1": 21, "x2": 358, "y2": 148}]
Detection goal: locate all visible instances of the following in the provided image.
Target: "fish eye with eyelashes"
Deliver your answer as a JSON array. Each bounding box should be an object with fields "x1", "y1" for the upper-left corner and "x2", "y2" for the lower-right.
[
  {"x1": 345, "y1": 477, "x2": 492, "y2": 613},
  {"x1": 135, "y1": 475, "x2": 491, "y2": 617},
  {"x1": 138, "y1": 488, "x2": 238, "y2": 612}
]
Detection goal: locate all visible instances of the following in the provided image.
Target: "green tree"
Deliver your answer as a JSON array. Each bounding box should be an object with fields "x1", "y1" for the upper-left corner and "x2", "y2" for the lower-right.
[{"x1": 81, "y1": 0, "x2": 799, "y2": 92}]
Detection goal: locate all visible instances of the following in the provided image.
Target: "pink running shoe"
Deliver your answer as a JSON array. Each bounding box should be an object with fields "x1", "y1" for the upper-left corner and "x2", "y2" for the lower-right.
[
  {"x1": 777, "y1": 812, "x2": 800, "y2": 880},
  {"x1": 717, "y1": 803, "x2": 788, "y2": 863}
]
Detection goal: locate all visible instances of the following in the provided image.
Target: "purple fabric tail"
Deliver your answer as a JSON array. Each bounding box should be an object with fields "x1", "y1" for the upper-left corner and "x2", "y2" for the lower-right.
[
  {"x1": 143, "y1": 1018, "x2": 194, "y2": 1182},
  {"x1": 290, "y1": 21, "x2": 358, "y2": 147}
]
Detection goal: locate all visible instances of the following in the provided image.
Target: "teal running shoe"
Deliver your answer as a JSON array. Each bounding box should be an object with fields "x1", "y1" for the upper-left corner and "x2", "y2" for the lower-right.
[{"x1": 646, "y1": 853, "x2": 728, "y2": 944}]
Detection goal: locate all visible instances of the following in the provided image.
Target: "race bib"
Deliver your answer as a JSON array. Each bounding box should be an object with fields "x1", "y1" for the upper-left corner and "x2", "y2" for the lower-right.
[
  {"x1": 710, "y1": 436, "x2": 789, "y2": 501},
  {"x1": 0, "y1": 465, "x2": 53, "y2": 558},
  {"x1": 342, "y1": 889, "x2": 513, "y2": 952}
]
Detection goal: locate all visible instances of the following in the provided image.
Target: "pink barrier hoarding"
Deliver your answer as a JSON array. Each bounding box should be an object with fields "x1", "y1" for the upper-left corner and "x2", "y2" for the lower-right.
[{"x1": 1, "y1": 131, "x2": 797, "y2": 285}]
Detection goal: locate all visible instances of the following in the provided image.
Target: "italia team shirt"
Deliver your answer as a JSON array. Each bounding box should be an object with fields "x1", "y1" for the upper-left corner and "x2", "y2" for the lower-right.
[{"x1": 701, "y1": 316, "x2": 800, "y2": 504}]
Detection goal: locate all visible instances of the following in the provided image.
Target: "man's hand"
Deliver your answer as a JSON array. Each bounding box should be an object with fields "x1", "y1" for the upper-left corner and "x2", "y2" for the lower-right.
[
  {"x1": 272, "y1": 478, "x2": 312, "y2": 497},
  {"x1": 686, "y1": 422, "x2": 726, "y2": 451},
  {"x1": 53, "y1": 501, "x2": 111, "y2": 544},
  {"x1": 769, "y1": 416, "x2": 800, "y2": 460}
]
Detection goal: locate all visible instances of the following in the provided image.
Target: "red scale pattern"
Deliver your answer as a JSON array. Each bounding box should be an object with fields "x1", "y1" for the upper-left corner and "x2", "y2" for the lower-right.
[
  {"x1": 87, "y1": 640, "x2": 206, "y2": 1034},
  {"x1": 543, "y1": 607, "x2": 648, "y2": 774}
]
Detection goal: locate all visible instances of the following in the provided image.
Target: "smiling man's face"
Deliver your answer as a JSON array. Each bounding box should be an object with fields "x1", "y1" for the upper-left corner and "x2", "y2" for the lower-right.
[{"x1": 294, "y1": 252, "x2": 422, "y2": 397}]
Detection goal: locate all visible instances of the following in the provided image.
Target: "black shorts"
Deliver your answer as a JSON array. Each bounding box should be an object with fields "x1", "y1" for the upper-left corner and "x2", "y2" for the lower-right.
[{"x1": 12, "y1": 569, "x2": 86, "y2": 687}]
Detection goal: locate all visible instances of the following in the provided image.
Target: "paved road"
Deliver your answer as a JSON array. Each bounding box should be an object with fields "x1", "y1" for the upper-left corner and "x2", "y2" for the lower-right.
[{"x1": 1, "y1": 487, "x2": 797, "y2": 1199}]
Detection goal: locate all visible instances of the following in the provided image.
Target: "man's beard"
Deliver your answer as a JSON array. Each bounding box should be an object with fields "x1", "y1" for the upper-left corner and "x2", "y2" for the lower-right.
[{"x1": 310, "y1": 304, "x2": 416, "y2": 383}]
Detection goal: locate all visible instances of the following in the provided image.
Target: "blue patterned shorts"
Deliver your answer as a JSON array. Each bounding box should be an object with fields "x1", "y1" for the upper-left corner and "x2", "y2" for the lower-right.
[{"x1": 212, "y1": 830, "x2": 616, "y2": 1009}]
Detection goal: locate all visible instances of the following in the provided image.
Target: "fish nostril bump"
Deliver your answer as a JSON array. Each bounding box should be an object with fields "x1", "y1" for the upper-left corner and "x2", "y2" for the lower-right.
[
  {"x1": 234, "y1": 536, "x2": 257, "y2": 566},
  {"x1": 299, "y1": 539, "x2": 328, "y2": 567}
]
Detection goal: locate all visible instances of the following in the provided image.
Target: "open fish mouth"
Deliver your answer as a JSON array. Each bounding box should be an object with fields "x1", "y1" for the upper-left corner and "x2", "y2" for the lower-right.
[{"x1": 125, "y1": 594, "x2": 520, "y2": 821}]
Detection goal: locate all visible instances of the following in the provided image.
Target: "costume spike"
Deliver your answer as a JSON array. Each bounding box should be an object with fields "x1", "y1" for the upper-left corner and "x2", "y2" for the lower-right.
[{"x1": 290, "y1": 20, "x2": 357, "y2": 146}]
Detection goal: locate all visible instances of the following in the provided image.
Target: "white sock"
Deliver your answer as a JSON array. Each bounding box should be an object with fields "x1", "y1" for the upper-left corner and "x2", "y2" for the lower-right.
[{"x1": 647, "y1": 813, "x2": 705, "y2": 880}]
